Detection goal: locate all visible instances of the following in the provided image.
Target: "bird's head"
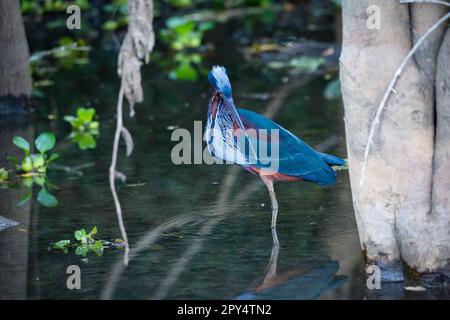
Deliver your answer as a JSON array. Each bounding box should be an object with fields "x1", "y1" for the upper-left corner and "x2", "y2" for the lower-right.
[
  {"x1": 207, "y1": 65, "x2": 238, "y2": 121},
  {"x1": 208, "y1": 65, "x2": 233, "y2": 101},
  {"x1": 205, "y1": 65, "x2": 259, "y2": 164}
]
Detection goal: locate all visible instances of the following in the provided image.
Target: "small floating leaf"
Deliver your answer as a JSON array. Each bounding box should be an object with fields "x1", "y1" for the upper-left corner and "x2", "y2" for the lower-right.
[
  {"x1": 74, "y1": 229, "x2": 87, "y2": 241},
  {"x1": 52, "y1": 240, "x2": 71, "y2": 254},
  {"x1": 13, "y1": 136, "x2": 30, "y2": 154},
  {"x1": 46, "y1": 153, "x2": 59, "y2": 164},
  {"x1": 91, "y1": 240, "x2": 104, "y2": 256},
  {"x1": 75, "y1": 245, "x2": 88, "y2": 257},
  {"x1": 77, "y1": 108, "x2": 95, "y2": 122},
  {"x1": 21, "y1": 156, "x2": 33, "y2": 173},
  {"x1": 35, "y1": 132, "x2": 56, "y2": 153}
]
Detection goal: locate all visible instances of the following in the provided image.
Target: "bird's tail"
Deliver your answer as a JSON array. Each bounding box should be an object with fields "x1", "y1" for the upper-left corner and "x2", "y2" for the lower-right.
[
  {"x1": 317, "y1": 152, "x2": 346, "y2": 167},
  {"x1": 208, "y1": 65, "x2": 233, "y2": 98}
]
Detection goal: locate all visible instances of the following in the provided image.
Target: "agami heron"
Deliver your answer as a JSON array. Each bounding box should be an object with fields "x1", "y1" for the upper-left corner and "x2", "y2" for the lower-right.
[{"x1": 205, "y1": 66, "x2": 345, "y2": 229}]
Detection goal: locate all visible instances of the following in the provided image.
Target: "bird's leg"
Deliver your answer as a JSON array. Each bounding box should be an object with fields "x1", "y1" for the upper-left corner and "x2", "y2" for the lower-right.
[
  {"x1": 260, "y1": 228, "x2": 280, "y2": 290},
  {"x1": 260, "y1": 175, "x2": 279, "y2": 229},
  {"x1": 267, "y1": 228, "x2": 280, "y2": 276}
]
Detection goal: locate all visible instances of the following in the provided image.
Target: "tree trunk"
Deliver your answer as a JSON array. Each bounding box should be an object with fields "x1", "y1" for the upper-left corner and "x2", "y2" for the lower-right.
[
  {"x1": 0, "y1": 0, "x2": 32, "y2": 115},
  {"x1": 340, "y1": 0, "x2": 449, "y2": 281},
  {"x1": 429, "y1": 28, "x2": 450, "y2": 277}
]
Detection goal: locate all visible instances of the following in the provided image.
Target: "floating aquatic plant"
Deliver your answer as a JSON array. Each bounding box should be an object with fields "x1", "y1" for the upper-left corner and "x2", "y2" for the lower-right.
[
  {"x1": 7, "y1": 132, "x2": 59, "y2": 176},
  {"x1": 64, "y1": 107, "x2": 100, "y2": 150},
  {"x1": 50, "y1": 226, "x2": 125, "y2": 257}
]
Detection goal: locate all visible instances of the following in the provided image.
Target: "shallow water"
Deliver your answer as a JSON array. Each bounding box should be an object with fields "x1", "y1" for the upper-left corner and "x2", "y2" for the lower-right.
[{"x1": 1, "y1": 7, "x2": 448, "y2": 300}]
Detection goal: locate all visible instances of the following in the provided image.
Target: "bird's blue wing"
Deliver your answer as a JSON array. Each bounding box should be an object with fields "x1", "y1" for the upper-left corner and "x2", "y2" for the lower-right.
[{"x1": 237, "y1": 108, "x2": 337, "y2": 186}]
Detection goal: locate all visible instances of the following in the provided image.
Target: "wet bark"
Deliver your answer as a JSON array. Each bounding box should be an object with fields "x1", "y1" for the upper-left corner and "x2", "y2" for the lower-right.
[
  {"x1": 0, "y1": 0, "x2": 33, "y2": 114},
  {"x1": 340, "y1": 0, "x2": 449, "y2": 280}
]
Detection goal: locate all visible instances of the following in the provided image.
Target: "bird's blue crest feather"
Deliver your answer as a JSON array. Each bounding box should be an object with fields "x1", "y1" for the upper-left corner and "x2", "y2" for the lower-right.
[{"x1": 208, "y1": 65, "x2": 233, "y2": 99}]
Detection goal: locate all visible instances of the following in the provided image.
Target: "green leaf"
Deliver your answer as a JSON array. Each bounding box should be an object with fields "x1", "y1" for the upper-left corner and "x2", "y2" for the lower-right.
[
  {"x1": 37, "y1": 188, "x2": 58, "y2": 207},
  {"x1": 76, "y1": 108, "x2": 95, "y2": 122},
  {"x1": 21, "y1": 156, "x2": 33, "y2": 173},
  {"x1": 46, "y1": 153, "x2": 59, "y2": 164},
  {"x1": 73, "y1": 132, "x2": 97, "y2": 150},
  {"x1": 35, "y1": 132, "x2": 56, "y2": 153},
  {"x1": 52, "y1": 240, "x2": 71, "y2": 253},
  {"x1": 89, "y1": 121, "x2": 99, "y2": 130},
  {"x1": 31, "y1": 154, "x2": 45, "y2": 168},
  {"x1": 90, "y1": 226, "x2": 97, "y2": 236},
  {"x1": 75, "y1": 245, "x2": 88, "y2": 257},
  {"x1": 74, "y1": 229, "x2": 87, "y2": 241},
  {"x1": 13, "y1": 136, "x2": 30, "y2": 154},
  {"x1": 91, "y1": 240, "x2": 104, "y2": 256}
]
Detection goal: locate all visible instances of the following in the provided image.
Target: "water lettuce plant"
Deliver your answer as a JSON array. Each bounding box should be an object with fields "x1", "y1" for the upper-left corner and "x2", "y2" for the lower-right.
[
  {"x1": 64, "y1": 107, "x2": 99, "y2": 132},
  {"x1": 8, "y1": 132, "x2": 58, "y2": 176},
  {"x1": 64, "y1": 107, "x2": 100, "y2": 150},
  {"x1": 50, "y1": 227, "x2": 125, "y2": 257}
]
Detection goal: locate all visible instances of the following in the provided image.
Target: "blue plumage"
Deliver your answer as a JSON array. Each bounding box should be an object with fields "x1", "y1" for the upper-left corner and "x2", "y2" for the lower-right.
[{"x1": 237, "y1": 108, "x2": 339, "y2": 186}]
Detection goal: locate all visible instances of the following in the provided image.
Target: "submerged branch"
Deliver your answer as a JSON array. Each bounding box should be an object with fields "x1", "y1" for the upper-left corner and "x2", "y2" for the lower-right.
[
  {"x1": 108, "y1": 0, "x2": 155, "y2": 266},
  {"x1": 109, "y1": 86, "x2": 130, "y2": 265},
  {"x1": 359, "y1": 10, "x2": 450, "y2": 186}
]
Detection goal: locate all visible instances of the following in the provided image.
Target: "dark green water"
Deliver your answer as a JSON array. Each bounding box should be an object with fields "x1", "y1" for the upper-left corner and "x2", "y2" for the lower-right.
[{"x1": 1, "y1": 6, "x2": 447, "y2": 300}]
